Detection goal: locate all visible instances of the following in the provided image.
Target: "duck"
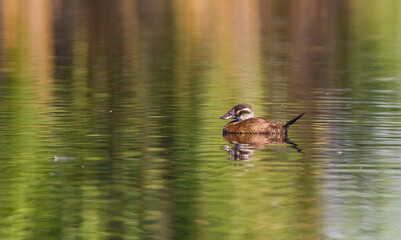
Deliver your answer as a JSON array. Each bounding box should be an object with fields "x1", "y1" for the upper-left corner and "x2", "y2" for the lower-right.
[{"x1": 220, "y1": 104, "x2": 305, "y2": 134}]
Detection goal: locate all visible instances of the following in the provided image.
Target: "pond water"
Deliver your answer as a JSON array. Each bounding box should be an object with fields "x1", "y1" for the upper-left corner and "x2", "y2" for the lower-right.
[{"x1": 1, "y1": 1, "x2": 401, "y2": 239}]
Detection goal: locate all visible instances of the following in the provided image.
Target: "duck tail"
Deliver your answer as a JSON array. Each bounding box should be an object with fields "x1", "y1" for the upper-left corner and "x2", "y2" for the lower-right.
[{"x1": 285, "y1": 112, "x2": 305, "y2": 127}]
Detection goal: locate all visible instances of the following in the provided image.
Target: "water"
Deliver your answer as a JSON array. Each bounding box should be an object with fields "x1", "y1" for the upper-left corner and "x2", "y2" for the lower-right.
[{"x1": 1, "y1": 0, "x2": 401, "y2": 239}]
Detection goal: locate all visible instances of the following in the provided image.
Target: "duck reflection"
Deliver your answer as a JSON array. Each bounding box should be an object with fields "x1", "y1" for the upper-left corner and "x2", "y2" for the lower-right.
[{"x1": 222, "y1": 133, "x2": 302, "y2": 161}]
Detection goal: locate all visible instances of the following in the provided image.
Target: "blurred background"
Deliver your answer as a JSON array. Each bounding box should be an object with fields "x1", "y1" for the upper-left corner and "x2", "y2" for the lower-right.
[{"x1": 1, "y1": 0, "x2": 401, "y2": 239}]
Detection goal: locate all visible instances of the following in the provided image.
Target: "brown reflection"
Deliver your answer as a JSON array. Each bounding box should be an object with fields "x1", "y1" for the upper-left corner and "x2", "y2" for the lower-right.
[
  {"x1": 259, "y1": 0, "x2": 340, "y2": 114},
  {"x1": 222, "y1": 133, "x2": 302, "y2": 160},
  {"x1": 1, "y1": 0, "x2": 54, "y2": 95},
  {"x1": 289, "y1": 1, "x2": 338, "y2": 92}
]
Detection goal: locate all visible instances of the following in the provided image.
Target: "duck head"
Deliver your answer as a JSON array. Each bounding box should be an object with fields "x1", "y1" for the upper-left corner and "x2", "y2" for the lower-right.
[{"x1": 220, "y1": 104, "x2": 255, "y2": 121}]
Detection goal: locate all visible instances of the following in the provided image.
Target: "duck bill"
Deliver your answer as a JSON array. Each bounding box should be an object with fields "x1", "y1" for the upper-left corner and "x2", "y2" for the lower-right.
[{"x1": 220, "y1": 110, "x2": 235, "y2": 119}]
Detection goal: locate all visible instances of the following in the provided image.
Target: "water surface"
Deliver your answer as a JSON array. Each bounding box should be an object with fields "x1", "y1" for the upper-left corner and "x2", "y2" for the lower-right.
[{"x1": 1, "y1": 1, "x2": 401, "y2": 239}]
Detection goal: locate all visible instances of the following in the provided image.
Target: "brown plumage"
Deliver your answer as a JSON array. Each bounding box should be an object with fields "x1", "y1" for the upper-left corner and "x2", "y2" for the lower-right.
[
  {"x1": 220, "y1": 104, "x2": 304, "y2": 134},
  {"x1": 223, "y1": 118, "x2": 288, "y2": 134},
  {"x1": 223, "y1": 131, "x2": 288, "y2": 146}
]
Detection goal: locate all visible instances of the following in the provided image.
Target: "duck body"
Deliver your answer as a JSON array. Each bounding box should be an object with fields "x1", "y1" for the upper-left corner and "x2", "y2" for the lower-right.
[
  {"x1": 223, "y1": 117, "x2": 287, "y2": 134},
  {"x1": 220, "y1": 104, "x2": 304, "y2": 134}
]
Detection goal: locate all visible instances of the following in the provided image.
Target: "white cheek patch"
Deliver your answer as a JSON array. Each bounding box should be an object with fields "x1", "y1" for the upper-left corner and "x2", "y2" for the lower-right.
[{"x1": 236, "y1": 108, "x2": 252, "y2": 115}]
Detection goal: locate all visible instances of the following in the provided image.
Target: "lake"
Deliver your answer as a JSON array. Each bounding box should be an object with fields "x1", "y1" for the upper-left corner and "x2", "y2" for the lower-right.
[{"x1": 1, "y1": 1, "x2": 401, "y2": 239}]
